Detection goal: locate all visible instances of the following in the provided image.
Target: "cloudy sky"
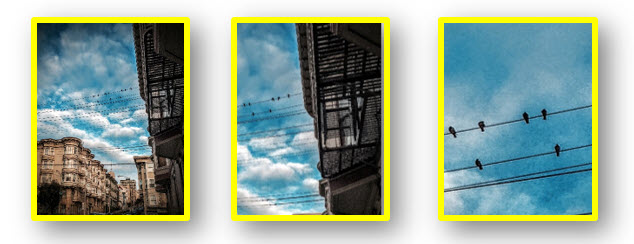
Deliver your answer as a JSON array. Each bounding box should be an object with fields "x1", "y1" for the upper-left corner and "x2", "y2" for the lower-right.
[
  {"x1": 236, "y1": 23, "x2": 325, "y2": 215},
  {"x1": 444, "y1": 23, "x2": 592, "y2": 215},
  {"x1": 37, "y1": 23, "x2": 149, "y2": 185}
]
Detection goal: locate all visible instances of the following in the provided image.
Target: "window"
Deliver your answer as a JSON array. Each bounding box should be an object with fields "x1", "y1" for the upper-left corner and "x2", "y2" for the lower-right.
[
  {"x1": 147, "y1": 163, "x2": 154, "y2": 172},
  {"x1": 150, "y1": 195, "x2": 157, "y2": 206},
  {"x1": 63, "y1": 173, "x2": 74, "y2": 182},
  {"x1": 63, "y1": 159, "x2": 75, "y2": 169},
  {"x1": 43, "y1": 147, "x2": 54, "y2": 155},
  {"x1": 40, "y1": 174, "x2": 52, "y2": 183},
  {"x1": 65, "y1": 146, "x2": 76, "y2": 154},
  {"x1": 149, "y1": 179, "x2": 155, "y2": 188},
  {"x1": 42, "y1": 160, "x2": 53, "y2": 169}
]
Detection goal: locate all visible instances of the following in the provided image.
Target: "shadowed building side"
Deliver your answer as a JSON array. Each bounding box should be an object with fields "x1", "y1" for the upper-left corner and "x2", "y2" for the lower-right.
[
  {"x1": 135, "y1": 156, "x2": 168, "y2": 215},
  {"x1": 133, "y1": 23, "x2": 185, "y2": 215},
  {"x1": 296, "y1": 23, "x2": 383, "y2": 215}
]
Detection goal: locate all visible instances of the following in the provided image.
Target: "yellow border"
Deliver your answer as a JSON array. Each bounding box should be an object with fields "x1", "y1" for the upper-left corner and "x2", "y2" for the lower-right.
[
  {"x1": 438, "y1": 17, "x2": 598, "y2": 221},
  {"x1": 231, "y1": 17, "x2": 390, "y2": 221},
  {"x1": 31, "y1": 17, "x2": 190, "y2": 221}
]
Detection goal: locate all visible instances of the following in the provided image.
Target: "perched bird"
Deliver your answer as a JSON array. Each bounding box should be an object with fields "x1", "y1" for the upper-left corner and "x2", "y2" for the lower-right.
[
  {"x1": 542, "y1": 109, "x2": 547, "y2": 120},
  {"x1": 271, "y1": 97, "x2": 275, "y2": 101},
  {"x1": 277, "y1": 96, "x2": 281, "y2": 100},
  {"x1": 448, "y1": 126, "x2": 457, "y2": 138},
  {"x1": 555, "y1": 144, "x2": 561, "y2": 157},
  {"x1": 287, "y1": 94, "x2": 290, "y2": 98},
  {"x1": 475, "y1": 159, "x2": 483, "y2": 170},
  {"x1": 243, "y1": 103, "x2": 246, "y2": 107},
  {"x1": 478, "y1": 121, "x2": 486, "y2": 132},
  {"x1": 251, "y1": 112, "x2": 255, "y2": 116},
  {"x1": 523, "y1": 112, "x2": 530, "y2": 124},
  {"x1": 248, "y1": 102, "x2": 251, "y2": 106},
  {"x1": 269, "y1": 109, "x2": 272, "y2": 113}
]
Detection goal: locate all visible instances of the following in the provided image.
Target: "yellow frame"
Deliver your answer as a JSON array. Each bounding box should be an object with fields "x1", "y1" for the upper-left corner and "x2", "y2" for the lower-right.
[
  {"x1": 31, "y1": 17, "x2": 190, "y2": 221},
  {"x1": 231, "y1": 17, "x2": 390, "y2": 221},
  {"x1": 438, "y1": 17, "x2": 598, "y2": 221}
]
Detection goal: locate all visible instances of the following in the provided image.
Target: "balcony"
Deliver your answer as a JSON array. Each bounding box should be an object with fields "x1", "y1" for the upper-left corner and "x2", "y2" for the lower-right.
[
  {"x1": 61, "y1": 181, "x2": 75, "y2": 188},
  {"x1": 40, "y1": 168, "x2": 54, "y2": 174},
  {"x1": 62, "y1": 167, "x2": 77, "y2": 173}
]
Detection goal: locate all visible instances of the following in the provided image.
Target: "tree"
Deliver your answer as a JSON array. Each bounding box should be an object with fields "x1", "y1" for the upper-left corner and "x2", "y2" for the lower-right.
[{"x1": 38, "y1": 182, "x2": 63, "y2": 215}]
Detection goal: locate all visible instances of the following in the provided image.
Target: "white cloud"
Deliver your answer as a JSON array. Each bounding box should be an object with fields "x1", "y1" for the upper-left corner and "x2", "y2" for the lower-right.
[
  {"x1": 101, "y1": 124, "x2": 143, "y2": 138},
  {"x1": 139, "y1": 136, "x2": 148, "y2": 144},
  {"x1": 302, "y1": 178, "x2": 319, "y2": 192},
  {"x1": 248, "y1": 135, "x2": 288, "y2": 150},
  {"x1": 237, "y1": 187, "x2": 291, "y2": 215}
]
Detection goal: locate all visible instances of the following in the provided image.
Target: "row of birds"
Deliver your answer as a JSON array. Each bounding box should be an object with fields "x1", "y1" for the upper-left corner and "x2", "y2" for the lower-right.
[
  {"x1": 241, "y1": 94, "x2": 292, "y2": 107},
  {"x1": 474, "y1": 144, "x2": 562, "y2": 170},
  {"x1": 448, "y1": 109, "x2": 549, "y2": 138}
]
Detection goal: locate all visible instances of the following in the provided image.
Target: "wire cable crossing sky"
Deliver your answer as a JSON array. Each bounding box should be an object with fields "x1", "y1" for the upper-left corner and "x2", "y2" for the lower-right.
[{"x1": 444, "y1": 23, "x2": 592, "y2": 215}]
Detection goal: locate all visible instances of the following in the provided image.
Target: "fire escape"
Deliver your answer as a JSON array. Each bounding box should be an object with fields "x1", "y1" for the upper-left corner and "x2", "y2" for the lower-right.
[{"x1": 298, "y1": 23, "x2": 383, "y2": 214}]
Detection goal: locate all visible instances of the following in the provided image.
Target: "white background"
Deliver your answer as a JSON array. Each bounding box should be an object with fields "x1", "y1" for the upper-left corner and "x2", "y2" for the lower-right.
[{"x1": 0, "y1": 0, "x2": 631, "y2": 243}]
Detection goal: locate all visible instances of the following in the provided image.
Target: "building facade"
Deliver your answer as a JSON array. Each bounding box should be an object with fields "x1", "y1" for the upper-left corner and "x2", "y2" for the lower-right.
[
  {"x1": 37, "y1": 137, "x2": 120, "y2": 215},
  {"x1": 119, "y1": 178, "x2": 138, "y2": 211},
  {"x1": 133, "y1": 23, "x2": 185, "y2": 215},
  {"x1": 296, "y1": 23, "x2": 383, "y2": 215},
  {"x1": 134, "y1": 156, "x2": 168, "y2": 215}
]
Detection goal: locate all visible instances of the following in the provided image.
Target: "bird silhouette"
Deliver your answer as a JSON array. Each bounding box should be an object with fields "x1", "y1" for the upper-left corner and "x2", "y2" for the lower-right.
[
  {"x1": 475, "y1": 159, "x2": 483, "y2": 170},
  {"x1": 251, "y1": 112, "x2": 255, "y2": 116},
  {"x1": 248, "y1": 102, "x2": 251, "y2": 106},
  {"x1": 478, "y1": 121, "x2": 486, "y2": 132},
  {"x1": 269, "y1": 109, "x2": 272, "y2": 113},
  {"x1": 277, "y1": 96, "x2": 281, "y2": 100},
  {"x1": 542, "y1": 109, "x2": 547, "y2": 120},
  {"x1": 287, "y1": 94, "x2": 290, "y2": 98},
  {"x1": 555, "y1": 144, "x2": 561, "y2": 157},
  {"x1": 523, "y1": 112, "x2": 530, "y2": 124},
  {"x1": 271, "y1": 97, "x2": 275, "y2": 101},
  {"x1": 448, "y1": 126, "x2": 457, "y2": 138}
]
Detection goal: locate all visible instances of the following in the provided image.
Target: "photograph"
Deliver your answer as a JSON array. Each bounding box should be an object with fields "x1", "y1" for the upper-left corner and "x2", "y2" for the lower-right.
[
  {"x1": 232, "y1": 18, "x2": 390, "y2": 220},
  {"x1": 32, "y1": 18, "x2": 190, "y2": 221},
  {"x1": 439, "y1": 17, "x2": 598, "y2": 221}
]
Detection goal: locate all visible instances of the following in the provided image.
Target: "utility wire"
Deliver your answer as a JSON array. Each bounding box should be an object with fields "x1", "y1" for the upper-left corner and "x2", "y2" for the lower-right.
[
  {"x1": 237, "y1": 91, "x2": 303, "y2": 109},
  {"x1": 238, "y1": 129, "x2": 314, "y2": 142},
  {"x1": 444, "y1": 168, "x2": 591, "y2": 193},
  {"x1": 237, "y1": 123, "x2": 313, "y2": 137},
  {"x1": 237, "y1": 110, "x2": 306, "y2": 124},
  {"x1": 237, "y1": 191, "x2": 316, "y2": 199},
  {"x1": 37, "y1": 86, "x2": 137, "y2": 107},
  {"x1": 237, "y1": 199, "x2": 324, "y2": 208},
  {"x1": 444, "y1": 105, "x2": 592, "y2": 136},
  {"x1": 38, "y1": 104, "x2": 146, "y2": 122},
  {"x1": 237, "y1": 104, "x2": 305, "y2": 118},
  {"x1": 445, "y1": 162, "x2": 591, "y2": 192},
  {"x1": 37, "y1": 95, "x2": 142, "y2": 114},
  {"x1": 237, "y1": 194, "x2": 320, "y2": 203},
  {"x1": 444, "y1": 144, "x2": 591, "y2": 173}
]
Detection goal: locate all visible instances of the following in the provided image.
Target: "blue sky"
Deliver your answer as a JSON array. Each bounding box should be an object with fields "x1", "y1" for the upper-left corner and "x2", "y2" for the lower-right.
[
  {"x1": 444, "y1": 23, "x2": 592, "y2": 215},
  {"x1": 37, "y1": 24, "x2": 150, "y2": 186},
  {"x1": 236, "y1": 23, "x2": 325, "y2": 215}
]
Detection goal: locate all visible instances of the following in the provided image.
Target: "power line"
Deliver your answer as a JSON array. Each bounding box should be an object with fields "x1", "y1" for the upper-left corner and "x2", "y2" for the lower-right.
[
  {"x1": 237, "y1": 199, "x2": 324, "y2": 208},
  {"x1": 237, "y1": 194, "x2": 320, "y2": 203},
  {"x1": 237, "y1": 191, "x2": 316, "y2": 199},
  {"x1": 445, "y1": 105, "x2": 592, "y2": 136},
  {"x1": 444, "y1": 144, "x2": 591, "y2": 173},
  {"x1": 237, "y1": 110, "x2": 306, "y2": 124},
  {"x1": 238, "y1": 129, "x2": 314, "y2": 142},
  {"x1": 237, "y1": 104, "x2": 305, "y2": 118},
  {"x1": 38, "y1": 96, "x2": 142, "y2": 114},
  {"x1": 237, "y1": 91, "x2": 303, "y2": 109},
  {"x1": 444, "y1": 168, "x2": 591, "y2": 193},
  {"x1": 237, "y1": 123, "x2": 313, "y2": 137},
  {"x1": 37, "y1": 86, "x2": 138, "y2": 107},
  {"x1": 38, "y1": 104, "x2": 146, "y2": 122},
  {"x1": 445, "y1": 162, "x2": 591, "y2": 192}
]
